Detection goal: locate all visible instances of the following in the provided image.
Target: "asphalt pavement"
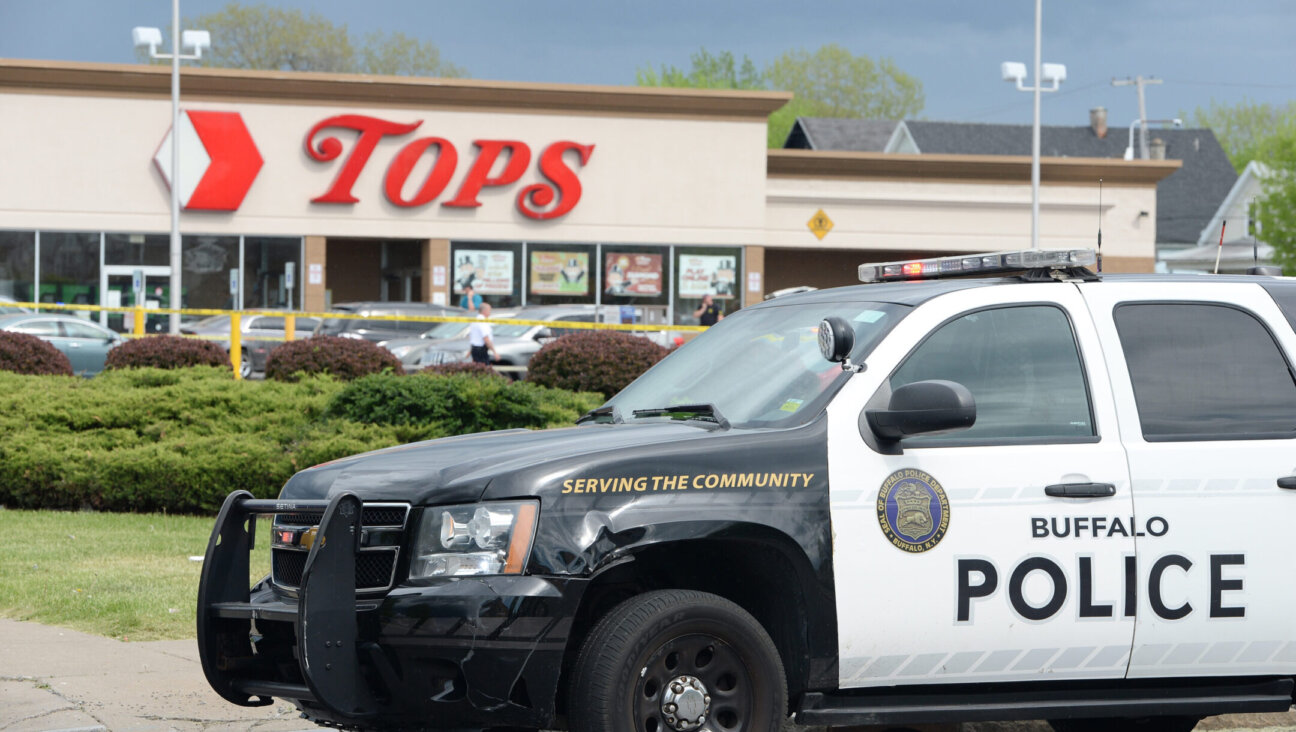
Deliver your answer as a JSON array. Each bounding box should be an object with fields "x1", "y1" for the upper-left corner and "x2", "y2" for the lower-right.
[{"x1": 3, "y1": 616, "x2": 1296, "y2": 732}]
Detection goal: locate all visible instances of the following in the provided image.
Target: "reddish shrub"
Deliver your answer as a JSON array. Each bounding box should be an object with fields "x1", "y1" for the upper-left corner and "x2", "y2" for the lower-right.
[
  {"x1": 526, "y1": 331, "x2": 669, "y2": 398},
  {"x1": 0, "y1": 331, "x2": 74, "y2": 376},
  {"x1": 104, "y1": 335, "x2": 230, "y2": 371},
  {"x1": 418, "y1": 361, "x2": 506, "y2": 380},
  {"x1": 266, "y1": 336, "x2": 402, "y2": 382}
]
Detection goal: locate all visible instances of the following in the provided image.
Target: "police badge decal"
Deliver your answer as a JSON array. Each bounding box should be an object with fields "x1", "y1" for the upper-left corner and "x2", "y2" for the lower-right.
[{"x1": 877, "y1": 469, "x2": 950, "y2": 553}]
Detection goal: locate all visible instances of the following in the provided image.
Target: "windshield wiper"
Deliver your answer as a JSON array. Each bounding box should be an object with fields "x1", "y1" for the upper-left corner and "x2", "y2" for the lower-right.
[
  {"x1": 577, "y1": 405, "x2": 623, "y2": 425},
  {"x1": 631, "y1": 403, "x2": 730, "y2": 429}
]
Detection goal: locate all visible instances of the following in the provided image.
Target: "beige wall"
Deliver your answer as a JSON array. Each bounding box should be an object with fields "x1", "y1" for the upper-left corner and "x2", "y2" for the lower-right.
[
  {"x1": 0, "y1": 91, "x2": 769, "y2": 246},
  {"x1": 303, "y1": 235, "x2": 326, "y2": 311},
  {"x1": 765, "y1": 177, "x2": 1160, "y2": 265}
]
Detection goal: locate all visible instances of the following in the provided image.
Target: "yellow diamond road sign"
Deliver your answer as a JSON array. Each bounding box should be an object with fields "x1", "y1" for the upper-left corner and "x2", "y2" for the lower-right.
[{"x1": 808, "y1": 209, "x2": 833, "y2": 240}]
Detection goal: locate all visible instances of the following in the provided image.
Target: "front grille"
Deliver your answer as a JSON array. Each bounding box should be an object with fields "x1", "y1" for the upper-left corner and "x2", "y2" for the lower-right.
[
  {"x1": 272, "y1": 547, "x2": 398, "y2": 592},
  {"x1": 274, "y1": 504, "x2": 409, "y2": 529},
  {"x1": 271, "y1": 502, "x2": 408, "y2": 593}
]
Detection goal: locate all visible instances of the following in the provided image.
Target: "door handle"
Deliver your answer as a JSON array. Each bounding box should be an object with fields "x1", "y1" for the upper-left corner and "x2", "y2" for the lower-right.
[
  {"x1": 1279, "y1": 477, "x2": 1296, "y2": 490},
  {"x1": 1045, "y1": 482, "x2": 1116, "y2": 498}
]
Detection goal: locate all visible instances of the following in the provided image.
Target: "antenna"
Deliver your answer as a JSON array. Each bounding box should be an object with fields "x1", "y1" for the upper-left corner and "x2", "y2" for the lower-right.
[
  {"x1": 1213, "y1": 221, "x2": 1227, "y2": 275},
  {"x1": 1096, "y1": 178, "x2": 1103, "y2": 273}
]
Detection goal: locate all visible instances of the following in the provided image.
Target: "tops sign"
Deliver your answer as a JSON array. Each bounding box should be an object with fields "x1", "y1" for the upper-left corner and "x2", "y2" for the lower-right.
[{"x1": 305, "y1": 115, "x2": 595, "y2": 221}]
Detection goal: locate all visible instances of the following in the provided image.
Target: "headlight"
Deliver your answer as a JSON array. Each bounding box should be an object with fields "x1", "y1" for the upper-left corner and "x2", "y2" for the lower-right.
[
  {"x1": 388, "y1": 344, "x2": 417, "y2": 359},
  {"x1": 410, "y1": 500, "x2": 538, "y2": 578}
]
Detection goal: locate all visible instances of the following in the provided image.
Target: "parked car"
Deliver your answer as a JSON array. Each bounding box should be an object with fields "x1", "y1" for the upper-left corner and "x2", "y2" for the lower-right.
[
  {"x1": 181, "y1": 312, "x2": 320, "y2": 378},
  {"x1": 379, "y1": 308, "x2": 519, "y2": 371},
  {"x1": 314, "y1": 301, "x2": 467, "y2": 344},
  {"x1": 0, "y1": 313, "x2": 121, "y2": 375},
  {"x1": 415, "y1": 305, "x2": 601, "y2": 371}
]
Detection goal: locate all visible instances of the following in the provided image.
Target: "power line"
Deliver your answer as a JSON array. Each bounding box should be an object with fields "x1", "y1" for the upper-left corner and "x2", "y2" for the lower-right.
[
  {"x1": 961, "y1": 79, "x2": 1105, "y2": 121},
  {"x1": 1161, "y1": 78, "x2": 1296, "y2": 90}
]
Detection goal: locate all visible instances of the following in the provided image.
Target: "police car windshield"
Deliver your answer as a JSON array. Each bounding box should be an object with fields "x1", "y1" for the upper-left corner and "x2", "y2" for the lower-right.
[{"x1": 607, "y1": 301, "x2": 906, "y2": 429}]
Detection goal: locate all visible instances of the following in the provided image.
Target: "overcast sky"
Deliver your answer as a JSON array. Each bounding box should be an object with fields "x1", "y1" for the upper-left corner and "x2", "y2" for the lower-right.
[{"x1": 3, "y1": 0, "x2": 1294, "y2": 130}]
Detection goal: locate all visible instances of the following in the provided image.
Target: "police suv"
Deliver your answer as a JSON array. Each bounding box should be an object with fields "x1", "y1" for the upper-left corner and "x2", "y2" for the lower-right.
[{"x1": 198, "y1": 249, "x2": 1296, "y2": 732}]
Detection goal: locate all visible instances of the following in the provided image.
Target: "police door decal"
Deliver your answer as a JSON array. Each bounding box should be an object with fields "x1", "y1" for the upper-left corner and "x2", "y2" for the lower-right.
[{"x1": 877, "y1": 469, "x2": 949, "y2": 553}]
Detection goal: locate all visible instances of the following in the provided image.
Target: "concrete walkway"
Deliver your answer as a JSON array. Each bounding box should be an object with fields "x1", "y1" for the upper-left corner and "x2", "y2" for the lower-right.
[
  {"x1": 2, "y1": 617, "x2": 1295, "y2": 732},
  {"x1": 0, "y1": 619, "x2": 305, "y2": 732}
]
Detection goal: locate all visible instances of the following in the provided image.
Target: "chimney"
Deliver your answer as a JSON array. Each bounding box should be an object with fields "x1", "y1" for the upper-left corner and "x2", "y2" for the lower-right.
[
  {"x1": 1150, "y1": 137, "x2": 1167, "y2": 160},
  {"x1": 1090, "y1": 106, "x2": 1108, "y2": 138}
]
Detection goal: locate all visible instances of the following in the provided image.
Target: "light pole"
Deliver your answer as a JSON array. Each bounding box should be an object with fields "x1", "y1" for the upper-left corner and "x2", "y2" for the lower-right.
[
  {"x1": 132, "y1": 0, "x2": 210, "y2": 334},
  {"x1": 1000, "y1": 0, "x2": 1066, "y2": 249}
]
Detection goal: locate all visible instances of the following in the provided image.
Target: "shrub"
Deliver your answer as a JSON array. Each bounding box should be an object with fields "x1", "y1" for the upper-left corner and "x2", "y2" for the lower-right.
[
  {"x1": 419, "y1": 361, "x2": 506, "y2": 380},
  {"x1": 0, "y1": 331, "x2": 73, "y2": 376},
  {"x1": 105, "y1": 335, "x2": 230, "y2": 371},
  {"x1": 329, "y1": 373, "x2": 599, "y2": 436},
  {"x1": 527, "y1": 331, "x2": 669, "y2": 398},
  {"x1": 0, "y1": 367, "x2": 600, "y2": 515},
  {"x1": 266, "y1": 336, "x2": 401, "y2": 382}
]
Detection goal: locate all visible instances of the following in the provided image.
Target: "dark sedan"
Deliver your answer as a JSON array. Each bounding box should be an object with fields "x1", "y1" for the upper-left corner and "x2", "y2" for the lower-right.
[{"x1": 0, "y1": 313, "x2": 121, "y2": 375}]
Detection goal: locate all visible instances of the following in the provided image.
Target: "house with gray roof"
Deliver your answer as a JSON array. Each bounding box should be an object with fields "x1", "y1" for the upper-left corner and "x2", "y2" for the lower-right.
[{"x1": 784, "y1": 116, "x2": 1239, "y2": 260}]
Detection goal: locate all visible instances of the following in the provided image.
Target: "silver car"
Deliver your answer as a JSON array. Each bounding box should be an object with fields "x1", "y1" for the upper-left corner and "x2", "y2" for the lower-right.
[
  {"x1": 0, "y1": 312, "x2": 121, "y2": 376},
  {"x1": 181, "y1": 312, "x2": 320, "y2": 378},
  {"x1": 415, "y1": 306, "x2": 602, "y2": 373}
]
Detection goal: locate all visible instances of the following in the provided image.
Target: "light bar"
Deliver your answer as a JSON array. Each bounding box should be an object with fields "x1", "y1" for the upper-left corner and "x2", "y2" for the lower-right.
[{"x1": 858, "y1": 249, "x2": 1097, "y2": 283}]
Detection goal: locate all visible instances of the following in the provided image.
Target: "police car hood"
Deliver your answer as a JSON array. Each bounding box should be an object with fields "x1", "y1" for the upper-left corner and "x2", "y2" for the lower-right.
[{"x1": 277, "y1": 422, "x2": 722, "y2": 505}]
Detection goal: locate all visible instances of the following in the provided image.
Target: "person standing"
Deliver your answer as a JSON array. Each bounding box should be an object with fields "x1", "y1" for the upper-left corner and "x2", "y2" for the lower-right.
[
  {"x1": 693, "y1": 294, "x2": 724, "y2": 326},
  {"x1": 468, "y1": 303, "x2": 497, "y2": 364},
  {"x1": 459, "y1": 284, "x2": 482, "y2": 312}
]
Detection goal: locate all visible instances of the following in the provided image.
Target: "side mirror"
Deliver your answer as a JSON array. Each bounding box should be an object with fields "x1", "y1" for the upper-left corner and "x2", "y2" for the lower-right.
[
  {"x1": 534, "y1": 327, "x2": 555, "y2": 342},
  {"x1": 865, "y1": 380, "x2": 976, "y2": 441},
  {"x1": 818, "y1": 316, "x2": 854, "y2": 363}
]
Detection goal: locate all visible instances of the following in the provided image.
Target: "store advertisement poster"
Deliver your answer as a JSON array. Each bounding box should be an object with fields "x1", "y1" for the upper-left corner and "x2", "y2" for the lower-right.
[
  {"x1": 604, "y1": 252, "x2": 662, "y2": 296},
  {"x1": 453, "y1": 250, "x2": 514, "y2": 295},
  {"x1": 678, "y1": 254, "x2": 736, "y2": 299},
  {"x1": 530, "y1": 251, "x2": 589, "y2": 295}
]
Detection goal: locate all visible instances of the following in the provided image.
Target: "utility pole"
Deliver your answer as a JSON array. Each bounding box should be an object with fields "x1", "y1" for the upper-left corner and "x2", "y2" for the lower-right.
[{"x1": 1112, "y1": 75, "x2": 1163, "y2": 159}]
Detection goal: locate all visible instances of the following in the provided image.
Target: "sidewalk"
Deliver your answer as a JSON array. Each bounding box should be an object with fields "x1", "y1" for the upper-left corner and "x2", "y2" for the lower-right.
[
  {"x1": 0, "y1": 619, "x2": 305, "y2": 732},
  {"x1": 3, "y1": 616, "x2": 1295, "y2": 732}
]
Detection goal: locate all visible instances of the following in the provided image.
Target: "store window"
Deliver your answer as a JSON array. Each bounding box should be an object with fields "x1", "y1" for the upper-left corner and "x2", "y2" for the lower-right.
[
  {"x1": 105, "y1": 233, "x2": 169, "y2": 266},
  {"x1": 602, "y1": 245, "x2": 671, "y2": 325},
  {"x1": 674, "y1": 246, "x2": 742, "y2": 324},
  {"x1": 527, "y1": 243, "x2": 596, "y2": 306},
  {"x1": 183, "y1": 235, "x2": 239, "y2": 312},
  {"x1": 244, "y1": 237, "x2": 303, "y2": 310},
  {"x1": 39, "y1": 232, "x2": 99, "y2": 307},
  {"x1": 451, "y1": 241, "x2": 521, "y2": 308},
  {"x1": 0, "y1": 231, "x2": 35, "y2": 302}
]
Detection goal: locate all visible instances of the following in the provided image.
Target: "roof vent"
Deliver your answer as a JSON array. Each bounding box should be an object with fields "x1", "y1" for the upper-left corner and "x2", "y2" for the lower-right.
[
  {"x1": 1089, "y1": 107, "x2": 1108, "y2": 139},
  {"x1": 1149, "y1": 137, "x2": 1167, "y2": 160}
]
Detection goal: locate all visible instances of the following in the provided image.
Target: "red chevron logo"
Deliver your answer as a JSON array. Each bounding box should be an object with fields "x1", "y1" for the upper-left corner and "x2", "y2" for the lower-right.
[{"x1": 153, "y1": 110, "x2": 263, "y2": 211}]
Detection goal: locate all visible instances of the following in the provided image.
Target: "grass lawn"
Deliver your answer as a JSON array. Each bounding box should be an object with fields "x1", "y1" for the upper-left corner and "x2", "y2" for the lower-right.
[{"x1": 0, "y1": 508, "x2": 271, "y2": 641}]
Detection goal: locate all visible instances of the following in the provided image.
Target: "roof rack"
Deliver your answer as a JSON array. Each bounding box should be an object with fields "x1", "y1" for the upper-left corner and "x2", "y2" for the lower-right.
[{"x1": 858, "y1": 249, "x2": 1098, "y2": 284}]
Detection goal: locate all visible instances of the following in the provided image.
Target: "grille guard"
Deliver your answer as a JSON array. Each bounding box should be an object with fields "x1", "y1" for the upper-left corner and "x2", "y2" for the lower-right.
[{"x1": 196, "y1": 490, "x2": 379, "y2": 719}]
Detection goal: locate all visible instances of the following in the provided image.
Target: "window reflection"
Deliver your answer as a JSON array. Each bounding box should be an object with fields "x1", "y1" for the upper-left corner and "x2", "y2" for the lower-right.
[{"x1": 0, "y1": 231, "x2": 35, "y2": 302}]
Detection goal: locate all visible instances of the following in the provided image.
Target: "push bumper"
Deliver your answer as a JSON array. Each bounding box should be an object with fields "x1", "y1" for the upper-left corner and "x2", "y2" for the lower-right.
[{"x1": 197, "y1": 491, "x2": 585, "y2": 730}]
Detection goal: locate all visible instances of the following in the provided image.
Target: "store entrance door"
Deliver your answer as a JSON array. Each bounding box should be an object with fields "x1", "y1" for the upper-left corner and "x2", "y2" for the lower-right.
[{"x1": 101, "y1": 265, "x2": 171, "y2": 333}]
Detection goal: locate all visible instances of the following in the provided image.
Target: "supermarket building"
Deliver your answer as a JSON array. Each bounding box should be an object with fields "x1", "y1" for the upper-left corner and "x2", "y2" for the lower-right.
[{"x1": 0, "y1": 60, "x2": 1179, "y2": 329}]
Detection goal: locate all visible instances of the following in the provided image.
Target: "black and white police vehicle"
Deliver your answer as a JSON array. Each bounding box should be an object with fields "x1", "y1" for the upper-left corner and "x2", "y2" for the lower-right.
[{"x1": 198, "y1": 249, "x2": 1296, "y2": 732}]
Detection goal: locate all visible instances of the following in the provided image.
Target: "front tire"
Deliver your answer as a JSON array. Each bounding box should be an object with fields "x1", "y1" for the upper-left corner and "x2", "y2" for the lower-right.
[
  {"x1": 568, "y1": 589, "x2": 787, "y2": 732},
  {"x1": 239, "y1": 349, "x2": 252, "y2": 379}
]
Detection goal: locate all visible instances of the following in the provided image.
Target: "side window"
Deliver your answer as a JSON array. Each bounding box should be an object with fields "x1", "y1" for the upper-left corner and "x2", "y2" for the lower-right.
[
  {"x1": 254, "y1": 317, "x2": 284, "y2": 331},
  {"x1": 10, "y1": 320, "x2": 61, "y2": 337},
  {"x1": 552, "y1": 314, "x2": 595, "y2": 337},
  {"x1": 61, "y1": 321, "x2": 108, "y2": 339},
  {"x1": 1114, "y1": 303, "x2": 1296, "y2": 440},
  {"x1": 890, "y1": 305, "x2": 1094, "y2": 442}
]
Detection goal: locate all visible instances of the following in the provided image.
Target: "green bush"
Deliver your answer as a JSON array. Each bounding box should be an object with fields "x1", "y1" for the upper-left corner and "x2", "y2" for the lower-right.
[
  {"x1": 0, "y1": 367, "x2": 602, "y2": 514},
  {"x1": 527, "y1": 331, "x2": 669, "y2": 398},
  {"x1": 329, "y1": 373, "x2": 601, "y2": 437},
  {"x1": 419, "y1": 361, "x2": 507, "y2": 380},
  {"x1": 105, "y1": 335, "x2": 230, "y2": 370},
  {"x1": 266, "y1": 336, "x2": 401, "y2": 382},
  {"x1": 0, "y1": 331, "x2": 73, "y2": 376}
]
